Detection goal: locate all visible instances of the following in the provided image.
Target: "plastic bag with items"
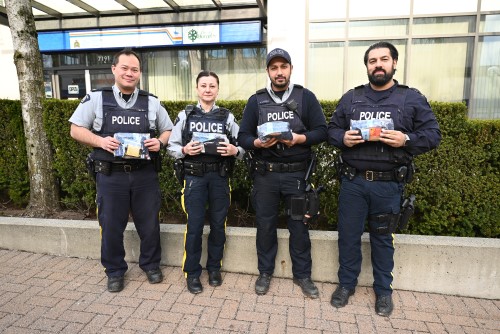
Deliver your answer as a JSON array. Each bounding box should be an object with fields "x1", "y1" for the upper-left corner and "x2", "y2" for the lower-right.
[
  {"x1": 191, "y1": 132, "x2": 229, "y2": 155},
  {"x1": 350, "y1": 119, "x2": 394, "y2": 141},
  {"x1": 113, "y1": 133, "x2": 150, "y2": 159},
  {"x1": 257, "y1": 121, "x2": 293, "y2": 143}
]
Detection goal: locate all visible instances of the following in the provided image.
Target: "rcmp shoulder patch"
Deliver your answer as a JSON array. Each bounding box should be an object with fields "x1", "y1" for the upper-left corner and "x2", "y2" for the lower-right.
[{"x1": 80, "y1": 94, "x2": 91, "y2": 104}]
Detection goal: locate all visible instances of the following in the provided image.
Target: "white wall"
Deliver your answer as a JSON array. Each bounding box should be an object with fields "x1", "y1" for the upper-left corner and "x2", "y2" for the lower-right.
[
  {"x1": 0, "y1": 24, "x2": 20, "y2": 100},
  {"x1": 266, "y1": 0, "x2": 307, "y2": 86}
]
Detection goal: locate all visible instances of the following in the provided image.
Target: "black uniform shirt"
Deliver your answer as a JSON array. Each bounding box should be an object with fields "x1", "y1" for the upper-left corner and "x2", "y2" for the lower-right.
[
  {"x1": 238, "y1": 87, "x2": 327, "y2": 162},
  {"x1": 328, "y1": 81, "x2": 441, "y2": 158}
]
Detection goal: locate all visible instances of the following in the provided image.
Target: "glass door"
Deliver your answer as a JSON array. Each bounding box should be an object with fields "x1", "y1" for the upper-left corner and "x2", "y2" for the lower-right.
[{"x1": 58, "y1": 71, "x2": 86, "y2": 100}]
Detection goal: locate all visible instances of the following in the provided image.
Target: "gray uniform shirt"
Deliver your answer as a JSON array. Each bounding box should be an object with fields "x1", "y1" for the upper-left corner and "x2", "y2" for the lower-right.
[
  {"x1": 68, "y1": 85, "x2": 173, "y2": 134},
  {"x1": 167, "y1": 102, "x2": 244, "y2": 160}
]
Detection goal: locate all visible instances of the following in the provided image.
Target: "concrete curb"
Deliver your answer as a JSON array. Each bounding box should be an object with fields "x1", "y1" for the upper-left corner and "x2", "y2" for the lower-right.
[{"x1": 0, "y1": 217, "x2": 498, "y2": 299}]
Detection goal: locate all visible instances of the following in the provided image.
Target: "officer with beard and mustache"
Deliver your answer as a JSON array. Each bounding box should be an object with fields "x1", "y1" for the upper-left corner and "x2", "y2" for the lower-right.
[{"x1": 327, "y1": 42, "x2": 441, "y2": 316}]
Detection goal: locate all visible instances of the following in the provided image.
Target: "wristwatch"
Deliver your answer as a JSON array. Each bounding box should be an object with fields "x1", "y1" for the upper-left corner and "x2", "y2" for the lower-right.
[
  {"x1": 157, "y1": 138, "x2": 164, "y2": 150},
  {"x1": 404, "y1": 134, "x2": 410, "y2": 146}
]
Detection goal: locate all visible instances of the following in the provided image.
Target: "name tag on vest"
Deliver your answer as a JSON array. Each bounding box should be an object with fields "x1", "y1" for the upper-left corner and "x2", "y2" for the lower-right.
[
  {"x1": 112, "y1": 115, "x2": 142, "y2": 125},
  {"x1": 267, "y1": 110, "x2": 294, "y2": 122},
  {"x1": 189, "y1": 121, "x2": 223, "y2": 133}
]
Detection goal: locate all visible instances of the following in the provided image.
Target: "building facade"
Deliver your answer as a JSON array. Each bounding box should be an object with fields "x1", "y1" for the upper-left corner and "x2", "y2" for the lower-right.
[{"x1": 1, "y1": 0, "x2": 499, "y2": 119}]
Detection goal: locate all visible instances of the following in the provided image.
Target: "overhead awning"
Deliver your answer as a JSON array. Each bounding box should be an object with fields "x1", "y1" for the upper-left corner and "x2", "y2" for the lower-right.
[{"x1": 0, "y1": 0, "x2": 267, "y2": 31}]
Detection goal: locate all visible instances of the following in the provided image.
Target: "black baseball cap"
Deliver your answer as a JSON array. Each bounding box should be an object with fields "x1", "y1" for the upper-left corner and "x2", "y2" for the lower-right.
[{"x1": 266, "y1": 48, "x2": 292, "y2": 67}]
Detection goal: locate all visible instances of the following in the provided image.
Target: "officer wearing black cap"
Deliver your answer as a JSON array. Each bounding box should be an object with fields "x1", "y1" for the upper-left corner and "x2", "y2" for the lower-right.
[
  {"x1": 69, "y1": 48, "x2": 173, "y2": 293},
  {"x1": 328, "y1": 41, "x2": 441, "y2": 316},
  {"x1": 238, "y1": 48, "x2": 327, "y2": 298}
]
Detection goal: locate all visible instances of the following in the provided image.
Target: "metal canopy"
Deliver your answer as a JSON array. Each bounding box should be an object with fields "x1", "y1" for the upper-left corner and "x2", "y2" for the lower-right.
[{"x1": 0, "y1": 0, "x2": 267, "y2": 30}]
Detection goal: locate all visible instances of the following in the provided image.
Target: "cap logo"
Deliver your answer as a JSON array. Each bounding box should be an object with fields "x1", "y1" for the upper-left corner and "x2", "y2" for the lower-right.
[{"x1": 269, "y1": 49, "x2": 285, "y2": 57}]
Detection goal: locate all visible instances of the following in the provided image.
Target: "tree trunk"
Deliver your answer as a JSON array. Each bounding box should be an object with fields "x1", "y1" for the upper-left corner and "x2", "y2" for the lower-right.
[{"x1": 5, "y1": 0, "x2": 60, "y2": 217}]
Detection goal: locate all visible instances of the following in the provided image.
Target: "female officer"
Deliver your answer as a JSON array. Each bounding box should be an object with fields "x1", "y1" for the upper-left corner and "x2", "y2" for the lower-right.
[{"x1": 167, "y1": 71, "x2": 244, "y2": 294}]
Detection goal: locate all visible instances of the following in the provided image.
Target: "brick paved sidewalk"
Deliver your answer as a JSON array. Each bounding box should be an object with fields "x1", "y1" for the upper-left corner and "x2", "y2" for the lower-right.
[{"x1": 0, "y1": 249, "x2": 498, "y2": 333}]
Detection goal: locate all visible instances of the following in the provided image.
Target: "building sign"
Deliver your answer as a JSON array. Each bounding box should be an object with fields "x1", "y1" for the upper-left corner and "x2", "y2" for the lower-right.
[
  {"x1": 38, "y1": 21, "x2": 262, "y2": 51},
  {"x1": 68, "y1": 85, "x2": 79, "y2": 95},
  {"x1": 183, "y1": 24, "x2": 219, "y2": 44},
  {"x1": 68, "y1": 27, "x2": 183, "y2": 50}
]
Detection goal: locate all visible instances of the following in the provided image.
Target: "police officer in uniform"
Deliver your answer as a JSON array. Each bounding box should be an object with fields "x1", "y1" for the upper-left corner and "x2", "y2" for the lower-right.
[
  {"x1": 69, "y1": 48, "x2": 173, "y2": 293},
  {"x1": 238, "y1": 48, "x2": 327, "y2": 298},
  {"x1": 167, "y1": 71, "x2": 244, "y2": 294},
  {"x1": 328, "y1": 41, "x2": 441, "y2": 316}
]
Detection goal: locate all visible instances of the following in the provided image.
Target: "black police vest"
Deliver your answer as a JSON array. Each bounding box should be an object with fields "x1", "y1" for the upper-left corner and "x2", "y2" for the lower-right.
[
  {"x1": 256, "y1": 85, "x2": 310, "y2": 160},
  {"x1": 182, "y1": 105, "x2": 231, "y2": 163},
  {"x1": 342, "y1": 84, "x2": 413, "y2": 170},
  {"x1": 93, "y1": 87, "x2": 154, "y2": 161}
]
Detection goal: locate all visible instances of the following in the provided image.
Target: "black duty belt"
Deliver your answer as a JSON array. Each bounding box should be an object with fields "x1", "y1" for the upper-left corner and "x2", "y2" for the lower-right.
[
  {"x1": 265, "y1": 161, "x2": 307, "y2": 173},
  {"x1": 111, "y1": 161, "x2": 149, "y2": 172},
  {"x1": 342, "y1": 163, "x2": 398, "y2": 182},
  {"x1": 183, "y1": 161, "x2": 220, "y2": 173},
  {"x1": 358, "y1": 170, "x2": 395, "y2": 182}
]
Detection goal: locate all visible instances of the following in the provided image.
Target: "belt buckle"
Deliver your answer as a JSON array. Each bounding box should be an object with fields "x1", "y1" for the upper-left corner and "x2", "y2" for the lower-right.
[
  {"x1": 268, "y1": 163, "x2": 274, "y2": 172},
  {"x1": 365, "y1": 170, "x2": 374, "y2": 181},
  {"x1": 124, "y1": 164, "x2": 132, "y2": 173}
]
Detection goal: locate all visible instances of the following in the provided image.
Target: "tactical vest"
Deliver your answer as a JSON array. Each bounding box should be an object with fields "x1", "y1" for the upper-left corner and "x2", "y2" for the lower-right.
[
  {"x1": 92, "y1": 87, "x2": 155, "y2": 161},
  {"x1": 342, "y1": 84, "x2": 413, "y2": 170},
  {"x1": 256, "y1": 85, "x2": 310, "y2": 159},
  {"x1": 182, "y1": 105, "x2": 232, "y2": 163}
]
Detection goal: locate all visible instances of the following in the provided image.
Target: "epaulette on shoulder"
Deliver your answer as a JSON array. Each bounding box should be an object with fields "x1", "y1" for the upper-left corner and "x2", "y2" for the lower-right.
[
  {"x1": 293, "y1": 84, "x2": 304, "y2": 89},
  {"x1": 409, "y1": 87, "x2": 424, "y2": 95},
  {"x1": 138, "y1": 89, "x2": 157, "y2": 98},
  {"x1": 185, "y1": 104, "x2": 195, "y2": 117},
  {"x1": 256, "y1": 88, "x2": 267, "y2": 94},
  {"x1": 218, "y1": 107, "x2": 230, "y2": 116},
  {"x1": 353, "y1": 84, "x2": 365, "y2": 96}
]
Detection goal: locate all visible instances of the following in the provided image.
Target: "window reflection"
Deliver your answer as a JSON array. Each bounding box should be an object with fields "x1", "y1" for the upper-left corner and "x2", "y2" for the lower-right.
[{"x1": 470, "y1": 36, "x2": 500, "y2": 119}]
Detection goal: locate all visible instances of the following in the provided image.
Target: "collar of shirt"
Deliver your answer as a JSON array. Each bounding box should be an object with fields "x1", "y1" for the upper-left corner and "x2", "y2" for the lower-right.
[
  {"x1": 196, "y1": 101, "x2": 218, "y2": 113},
  {"x1": 366, "y1": 79, "x2": 398, "y2": 103},
  {"x1": 266, "y1": 82, "x2": 294, "y2": 103},
  {"x1": 112, "y1": 85, "x2": 139, "y2": 107}
]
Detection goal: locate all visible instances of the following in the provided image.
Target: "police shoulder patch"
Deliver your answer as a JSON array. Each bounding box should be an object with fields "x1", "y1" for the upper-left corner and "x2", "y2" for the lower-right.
[{"x1": 80, "y1": 94, "x2": 91, "y2": 104}]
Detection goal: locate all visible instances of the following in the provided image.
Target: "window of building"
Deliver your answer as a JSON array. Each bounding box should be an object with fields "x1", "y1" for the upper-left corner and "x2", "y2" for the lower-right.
[
  {"x1": 481, "y1": 0, "x2": 499, "y2": 12},
  {"x1": 409, "y1": 37, "x2": 473, "y2": 103},
  {"x1": 480, "y1": 14, "x2": 500, "y2": 33},
  {"x1": 348, "y1": 19, "x2": 408, "y2": 38},
  {"x1": 349, "y1": 0, "x2": 410, "y2": 18},
  {"x1": 413, "y1": 0, "x2": 478, "y2": 15},
  {"x1": 413, "y1": 16, "x2": 476, "y2": 35},
  {"x1": 145, "y1": 47, "x2": 266, "y2": 101},
  {"x1": 308, "y1": 42, "x2": 345, "y2": 99},
  {"x1": 470, "y1": 36, "x2": 500, "y2": 119},
  {"x1": 310, "y1": 22, "x2": 345, "y2": 40},
  {"x1": 309, "y1": 0, "x2": 346, "y2": 20}
]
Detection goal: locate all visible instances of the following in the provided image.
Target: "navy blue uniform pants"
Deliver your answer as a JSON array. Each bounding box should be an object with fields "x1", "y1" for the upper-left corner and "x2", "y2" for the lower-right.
[
  {"x1": 96, "y1": 164, "x2": 162, "y2": 278},
  {"x1": 251, "y1": 170, "x2": 312, "y2": 279},
  {"x1": 337, "y1": 175, "x2": 403, "y2": 296},
  {"x1": 181, "y1": 172, "x2": 230, "y2": 278}
]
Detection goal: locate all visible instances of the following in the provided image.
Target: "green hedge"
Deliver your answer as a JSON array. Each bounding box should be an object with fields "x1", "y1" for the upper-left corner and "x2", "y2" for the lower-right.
[{"x1": 0, "y1": 98, "x2": 498, "y2": 238}]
